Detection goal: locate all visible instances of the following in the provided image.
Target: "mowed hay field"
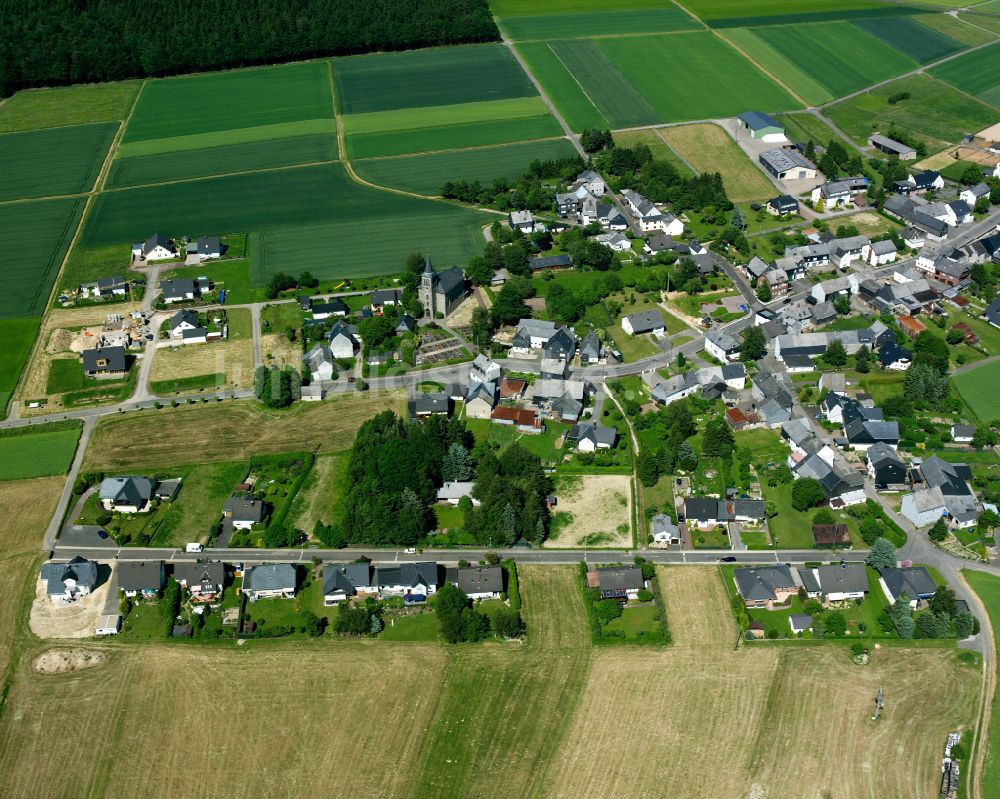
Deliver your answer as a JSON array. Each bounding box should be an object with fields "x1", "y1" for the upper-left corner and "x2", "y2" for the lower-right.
[
  {"x1": 82, "y1": 392, "x2": 407, "y2": 469},
  {"x1": 953, "y1": 358, "x2": 1000, "y2": 422},
  {"x1": 660, "y1": 123, "x2": 775, "y2": 201},
  {"x1": 931, "y1": 41, "x2": 1000, "y2": 108},
  {"x1": 544, "y1": 474, "x2": 632, "y2": 548},
  {"x1": 148, "y1": 339, "x2": 255, "y2": 391},
  {"x1": 0, "y1": 423, "x2": 81, "y2": 481},
  {"x1": 0, "y1": 80, "x2": 140, "y2": 132},
  {"x1": 0, "y1": 122, "x2": 118, "y2": 201}
]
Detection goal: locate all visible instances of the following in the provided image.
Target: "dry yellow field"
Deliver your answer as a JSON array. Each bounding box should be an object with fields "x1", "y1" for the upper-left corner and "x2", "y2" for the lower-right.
[
  {"x1": 83, "y1": 391, "x2": 406, "y2": 469},
  {"x1": 261, "y1": 332, "x2": 302, "y2": 369},
  {"x1": 659, "y1": 123, "x2": 776, "y2": 202},
  {"x1": 545, "y1": 474, "x2": 632, "y2": 548},
  {"x1": 149, "y1": 338, "x2": 255, "y2": 389}
]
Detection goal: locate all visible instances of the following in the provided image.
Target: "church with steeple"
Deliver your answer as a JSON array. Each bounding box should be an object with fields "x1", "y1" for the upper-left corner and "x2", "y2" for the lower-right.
[{"x1": 417, "y1": 255, "x2": 467, "y2": 318}]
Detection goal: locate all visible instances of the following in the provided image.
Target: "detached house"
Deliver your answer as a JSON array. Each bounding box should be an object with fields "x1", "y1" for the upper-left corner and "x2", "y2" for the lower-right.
[
  {"x1": 100, "y1": 476, "x2": 156, "y2": 513},
  {"x1": 450, "y1": 565, "x2": 504, "y2": 600},
  {"x1": 303, "y1": 344, "x2": 335, "y2": 382},
  {"x1": 187, "y1": 235, "x2": 222, "y2": 261},
  {"x1": 224, "y1": 497, "x2": 266, "y2": 530},
  {"x1": 327, "y1": 322, "x2": 360, "y2": 359},
  {"x1": 133, "y1": 234, "x2": 177, "y2": 261},
  {"x1": 118, "y1": 561, "x2": 165, "y2": 598},
  {"x1": 567, "y1": 422, "x2": 617, "y2": 452},
  {"x1": 243, "y1": 564, "x2": 296, "y2": 601},
  {"x1": 322, "y1": 562, "x2": 374, "y2": 605},
  {"x1": 160, "y1": 277, "x2": 211, "y2": 304},
  {"x1": 867, "y1": 442, "x2": 907, "y2": 490},
  {"x1": 621, "y1": 189, "x2": 683, "y2": 234},
  {"x1": 82, "y1": 345, "x2": 127, "y2": 377},
  {"x1": 465, "y1": 380, "x2": 498, "y2": 419},
  {"x1": 733, "y1": 565, "x2": 796, "y2": 609},
  {"x1": 168, "y1": 308, "x2": 206, "y2": 343},
  {"x1": 588, "y1": 565, "x2": 646, "y2": 600},
  {"x1": 373, "y1": 562, "x2": 439, "y2": 602},
  {"x1": 40, "y1": 557, "x2": 98, "y2": 605},
  {"x1": 798, "y1": 564, "x2": 868, "y2": 602},
  {"x1": 174, "y1": 561, "x2": 225, "y2": 602},
  {"x1": 766, "y1": 195, "x2": 799, "y2": 216},
  {"x1": 879, "y1": 566, "x2": 937, "y2": 608},
  {"x1": 705, "y1": 328, "x2": 741, "y2": 362},
  {"x1": 621, "y1": 310, "x2": 665, "y2": 336}
]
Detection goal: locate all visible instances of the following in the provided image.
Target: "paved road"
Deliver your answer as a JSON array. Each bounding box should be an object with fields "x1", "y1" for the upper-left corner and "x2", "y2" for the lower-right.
[
  {"x1": 42, "y1": 416, "x2": 96, "y2": 551},
  {"x1": 250, "y1": 304, "x2": 263, "y2": 369}
]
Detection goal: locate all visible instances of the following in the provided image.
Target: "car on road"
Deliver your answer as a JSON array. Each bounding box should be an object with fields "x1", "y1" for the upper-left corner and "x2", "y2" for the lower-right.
[
  {"x1": 97, "y1": 530, "x2": 109, "y2": 539},
  {"x1": 720, "y1": 556, "x2": 736, "y2": 563},
  {"x1": 404, "y1": 547, "x2": 417, "y2": 554},
  {"x1": 185, "y1": 543, "x2": 204, "y2": 553}
]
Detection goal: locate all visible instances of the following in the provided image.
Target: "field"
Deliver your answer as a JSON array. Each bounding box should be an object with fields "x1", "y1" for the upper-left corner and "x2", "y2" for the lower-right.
[
  {"x1": 293, "y1": 454, "x2": 344, "y2": 533},
  {"x1": 149, "y1": 338, "x2": 255, "y2": 392},
  {"x1": 82, "y1": 393, "x2": 406, "y2": 469},
  {"x1": 824, "y1": 74, "x2": 1000, "y2": 148},
  {"x1": 964, "y1": 570, "x2": 1000, "y2": 798},
  {"x1": 677, "y1": 0, "x2": 932, "y2": 27},
  {"x1": 514, "y1": 42, "x2": 611, "y2": 131},
  {"x1": 161, "y1": 258, "x2": 264, "y2": 305},
  {"x1": 853, "y1": 16, "x2": 964, "y2": 63},
  {"x1": 0, "y1": 198, "x2": 86, "y2": 319},
  {"x1": 77, "y1": 163, "x2": 492, "y2": 282},
  {"x1": 498, "y1": 7, "x2": 699, "y2": 40},
  {"x1": 0, "y1": 317, "x2": 42, "y2": 416},
  {"x1": 931, "y1": 41, "x2": 1000, "y2": 108},
  {"x1": 545, "y1": 474, "x2": 632, "y2": 548},
  {"x1": 0, "y1": 423, "x2": 81, "y2": 481},
  {"x1": 659, "y1": 123, "x2": 775, "y2": 201},
  {"x1": 0, "y1": 80, "x2": 140, "y2": 132},
  {"x1": 918, "y1": 12, "x2": 999, "y2": 47},
  {"x1": 953, "y1": 359, "x2": 1000, "y2": 422},
  {"x1": 353, "y1": 138, "x2": 577, "y2": 195},
  {"x1": 0, "y1": 123, "x2": 118, "y2": 201},
  {"x1": 609, "y1": 129, "x2": 693, "y2": 175}
]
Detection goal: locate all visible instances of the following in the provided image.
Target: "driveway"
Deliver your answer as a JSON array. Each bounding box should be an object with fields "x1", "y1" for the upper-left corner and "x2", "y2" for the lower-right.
[{"x1": 214, "y1": 517, "x2": 235, "y2": 548}]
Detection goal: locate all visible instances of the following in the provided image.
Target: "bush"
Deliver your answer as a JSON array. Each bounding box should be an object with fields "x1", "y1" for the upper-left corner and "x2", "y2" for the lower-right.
[
  {"x1": 637, "y1": 589, "x2": 653, "y2": 602},
  {"x1": 596, "y1": 598, "x2": 623, "y2": 624},
  {"x1": 850, "y1": 642, "x2": 865, "y2": 657}
]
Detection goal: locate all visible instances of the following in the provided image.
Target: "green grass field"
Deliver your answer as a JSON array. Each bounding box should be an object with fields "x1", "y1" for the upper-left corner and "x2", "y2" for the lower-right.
[
  {"x1": 0, "y1": 317, "x2": 41, "y2": 417},
  {"x1": 344, "y1": 96, "x2": 548, "y2": 136},
  {"x1": 0, "y1": 422, "x2": 81, "y2": 480},
  {"x1": 930, "y1": 41, "x2": 1000, "y2": 107},
  {"x1": 333, "y1": 44, "x2": 536, "y2": 115},
  {"x1": 162, "y1": 259, "x2": 264, "y2": 304},
  {"x1": 498, "y1": 7, "x2": 698, "y2": 41},
  {"x1": 963, "y1": 569, "x2": 1000, "y2": 799},
  {"x1": 918, "y1": 12, "x2": 999, "y2": 47},
  {"x1": 514, "y1": 42, "x2": 611, "y2": 131},
  {"x1": 681, "y1": 0, "x2": 931, "y2": 28},
  {"x1": 0, "y1": 197, "x2": 86, "y2": 318},
  {"x1": 353, "y1": 138, "x2": 577, "y2": 195},
  {"x1": 79, "y1": 163, "x2": 491, "y2": 281},
  {"x1": 953, "y1": 359, "x2": 1000, "y2": 422},
  {"x1": 738, "y1": 21, "x2": 917, "y2": 104},
  {"x1": 0, "y1": 123, "x2": 118, "y2": 201},
  {"x1": 107, "y1": 133, "x2": 339, "y2": 188},
  {"x1": 122, "y1": 61, "x2": 334, "y2": 147},
  {"x1": 45, "y1": 358, "x2": 86, "y2": 394},
  {"x1": 852, "y1": 16, "x2": 964, "y2": 64},
  {"x1": 0, "y1": 80, "x2": 140, "y2": 132},
  {"x1": 775, "y1": 111, "x2": 840, "y2": 144},
  {"x1": 824, "y1": 74, "x2": 999, "y2": 147},
  {"x1": 611, "y1": 129, "x2": 693, "y2": 175},
  {"x1": 491, "y1": 0, "x2": 672, "y2": 14}
]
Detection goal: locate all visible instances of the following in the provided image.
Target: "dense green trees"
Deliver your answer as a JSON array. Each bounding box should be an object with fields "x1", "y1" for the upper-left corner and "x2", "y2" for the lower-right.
[
  {"x1": 254, "y1": 366, "x2": 301, "y2": 408},
  {"x1": 740, "y1": 326, "x2": 766, "y2": 361},
  {"x1": 0, "y1": 0, "x2": 499, "y2": 95},
  {"x1": 791, "y1": 478, "x2": 825, "y2": 511},
  {"x1": 464, "y1": 443, "x2": 551, "y2": 545},
  {"x1": 865, "y1": 537, "x2": 898, "y2": 571},
  {"x1": 441, "y1": 155, "x2": 584, "y2": 211},
  {"x1": 580, "y1": 129, "x2": 613, "y2": 153}
]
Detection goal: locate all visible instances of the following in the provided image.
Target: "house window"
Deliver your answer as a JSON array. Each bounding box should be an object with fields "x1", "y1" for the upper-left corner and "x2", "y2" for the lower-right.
[{"x1": 96, "y1": 359, "x2": 107, "y2": 367}]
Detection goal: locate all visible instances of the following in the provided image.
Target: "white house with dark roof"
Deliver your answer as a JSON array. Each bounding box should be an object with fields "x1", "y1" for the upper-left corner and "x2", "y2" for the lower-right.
[
  {"x1": 960, "y1": 182, "x2": 990, "y2": 206},
  {"x1": 40, "y1": 557, "x2": 98, "y2": 605},
  {"x1": 798, "y1": 564, "x2": 868, "y2": 602},
  {"x1": 733, "y1": 565, "x2": 796, "y2": 609},
  {"x1": 100, "y1": 476, "x2": 156, "y2": 513},
  {"x1": 621, "y1": 310, "x2": 665, "y2": 336},
  {"x1": 863, "y1": 239, "x2": 898, "y2": 266},
  {"x1": 304, "y1": 344, "x2": 335, "y2": 382},
  {"x1": 767, "y1": 195, "x2": 799, "y2": 216},
  {"x1": 879, "y1": 566, "x2": 937, "y2": 608},
  {"x1": 450, "y1": 565, "x2": 504, "y2": 600},
  {"x1": 243, "y1": 564, "x2": 296, "y2": 601},
  {"x1": 224, "y1": 497, "x2": 266, "y2": 530},
  {"x1": 705, "y1": 328, "x2": 741, "y2": 362},
  {"x1": 118, "y1": 561, "x2": 165, "y2": 598},
  {"x1": 511, "y1": 319, "x2": 557, "y2": 352},
  {"x1": 133, "y1": 234, "x2": 177, "y2": 261}
]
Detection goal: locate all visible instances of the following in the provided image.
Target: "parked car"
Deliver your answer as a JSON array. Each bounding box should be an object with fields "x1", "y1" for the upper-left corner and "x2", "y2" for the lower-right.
[
  {"x1": 185, "y1": 543, "x2": 204, "y2": 553},
  {"x1": 720, "y1": 556, "x2": 736, "y2": 563},
  {"x1": 404, "y1": 547, "x2": 417, "y2": 554}
]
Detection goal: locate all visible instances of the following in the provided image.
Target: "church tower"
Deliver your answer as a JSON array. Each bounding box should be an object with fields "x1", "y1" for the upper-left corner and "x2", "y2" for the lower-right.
[{"x1": 419, "y1": 254, "x2": 435, "y2": 317}]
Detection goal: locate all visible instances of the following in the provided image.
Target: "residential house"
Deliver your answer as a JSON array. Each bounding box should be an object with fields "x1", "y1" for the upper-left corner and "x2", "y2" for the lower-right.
[
  {"x1": 470, "y1": 354, "x2": 502, "y2": 384},
  {"x1": 572, "y1": 169, "x2": 607, "y2": 196},
  {"x1": 187, "y1": 235, "x2": 222, "y2": 260},
  {"x1": 589, "y1": 565, "x2": 646, "y2": 600},
  {"x1": 879, "y1": 340, "x2": 912, "y2": 371},
  {"x1": 491, "y1": 405, "x2": 542, "y2": 432},
  {"x1": 567, "y1": 422, "x2": 617, "y2": 452},
  {"x1": 160, "y1": 277, "x2": 211, "y2": 303},
  {"x1": 327, "y1": 322, "x2": 360, "y2": 359},
  {"x1": 544, "y1": 327, "x2": 577, "y2": 361},
  {"x1": 373, "y1": 562, "x2": 439, "y2": 602},
  {"x1": 580, "y1": 331, "x2": 602, "y2": 364},
  {"x1": 766, "y1": 195, "x2": 799, "y2": 216},
  {"x1": 909, "y1": 455, "x2": 980, "y2": 529},
  {"x1": 879, "y1": 566, "x2": 937, "y2": 608},
  {"x1": 224, "y1": 497, "x2": 266, "y2": 530},
  {"x1": 304, "y1": 344, "x2": 335, "y2": 382},
  {"x1": 868, "y1": 134, "x2": 916, "y2": 160},
  {"x1": 863, "y1": 239, "x2": 898, "y2": 266},
  {"x1": 511, "y1": 319, "x2": 557, "y2": 352},
  {"x1": 906, "y1": 170, "x2": 944, "y2": 193},
  {"x1": 759, "y1": 147, "x2": 817, "y2": 180},
  {"x1": 243, "y1": 564, "x2": 297, "y2": 601},
  {"x1": 763, "y1": 268, "x2": 789, "y2": 298},
  {"x1": 867, "y1": 442, "x2": 907, "y2": 490},
  {"x1": 596, "y1": 232, "x2": 631, "y2": 251},
  {"x1": 705, "y1": 328, "x2": 741, "y2": 362},
  {"x1": 79, "y1": 275, "x2": 128, "y2": 299},
  {"x1": 174, "y1": 561, "x2": 225, "y2": 602},
  {"x1": 508, "y1": 210, "x2": 539, "y2": 233},
  {"x1": 621, "y1": 310, "x2": 665, "y2": 336},
  {"x1": 437, "y1": 481, "x2": 479, "y2": 506},
  {"x1": 985, "y1": 296, "x2": 1000, "y2": 329},
  {"x1": 830, "y1": 236, "x2": 869, "y2": 270},
  {"x1": 118, "y1": 561, "x2": 165, "y2": 598},
  {"x1": 738, "y1": 111, "x2": 786, "y2": 142},
  {"x1": 811, "y1": 176, "x2": 868, "y2": 208},
  {"x1": 798, "y1": 564, "x2": 867, "y2": 600},
  {"x1": 499, "y1": 377, "x2": 527, "y2": 399},
  {"x1": 133, "y1": 234, "x2": 176, "y2": 261},
  {"x1": 844, "y1": 417, "x2": 900, "y2": 451},
  {"x1": 809, "y1": 302, "x2": 836, "y2": 329},
  {"x1": 733, "y1": 565, "x2": 796, "y2": 609},
  {"x1": 901, "y1": 485, "x2": 948, "y2": 527},
  {"x1": 952, "y1": 424, "x2": 976, "y2": 444},
  {"x1": 370, "y1": 289, "x2": 402, "y2": 312},
  {"x1": 322, "y1": 562, "x2": 374, "y2": 605},
  {"x1": 745, "y1": 256, "x2": 770, "y2": 282},
  {"x1": 651, "y1": 372, "x2": 700, "y2": 405},
  {"x1": 82, "y1": 345, "x2": 127, "y2": 377},
  {"x1": 311, "y1": 299, "x2": 348, "y2": 319},
  {"x1": 960, "y1": 182, "x2": 991, "y2": 206},
  {"x1": 883, "y1": 194, "x2": 949, "y2": 240},
  {"x1": 621, "y1": 189, "x2": 683, "y2": 234},
  {"x1": 168, "y1": 308, "x2": 206, "y2": 343},
  {"x1": 410, "y1": 391, "x2": 451, "y2": 418},
  {"x1": 683, "y1": 497, "x2": 765, "y2": 529},
  {"x1": 652, "y1": 514, "x2": 681, "y2": 545},
  {"x1": 810, "y1": 275, "x2": 852, "y2": 304},
  {"x1": 40, "y1": 557, "x2": 98, "y2": 605},
  {"x1": 551, "y1": 391, "x2": 584, "y2": 423},
  {"x1": 450, "y1": 565, "x2": 504, "y2": 600},
  {"x1": 99, "y1": 476, "x2": 156, "y2": 513},
  {"x1": 540, "y1": 358, "x2": 568, "y2": 380},
  {"x1": 465, "y1": 380, "x2": 497, "y2": 419}
]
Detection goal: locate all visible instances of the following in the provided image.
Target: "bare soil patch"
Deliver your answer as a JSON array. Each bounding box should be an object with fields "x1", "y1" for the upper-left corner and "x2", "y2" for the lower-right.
[
  {"x1": 544, "y1": 474, "x2": 632, "y2": 548},
  {"x1": 32, "y1": 648, "x2": 108, "y2": 674}
]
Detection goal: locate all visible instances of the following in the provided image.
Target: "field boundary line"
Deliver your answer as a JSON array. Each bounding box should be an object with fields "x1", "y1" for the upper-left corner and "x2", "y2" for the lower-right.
[
  {"x1": 538, "y1": 40, "x2": 607, "y2": 143},
  {"x1": 667, "y1": 0, "x2": 709, "y2": 29},
  {"x1": 102, "y1": 157, "x2": 341, "y2": 193},
  {"x1": 652, "y1": 128, "x2": 698, "y2": 173},
  {"x1": 713, "y1": 29, "x2": 808, "y2": 108},
  {"x1": 353, "y1": 134, "x2": 568, "y2": 162},
  {"x1": 9, "y1": 80, "x2": 146, "y2": 415}
]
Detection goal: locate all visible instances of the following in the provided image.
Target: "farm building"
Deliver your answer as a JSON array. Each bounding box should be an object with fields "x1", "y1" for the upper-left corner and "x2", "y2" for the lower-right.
[
  {"x1": 758, "y1": 148, "x2": 816, "y2": 180},
  {"x1": 867, "y1": 134, "x2": 916, "y2": 160},
  {"x1": 737, "y1": 111, "x2": 786, "y2": 143}
]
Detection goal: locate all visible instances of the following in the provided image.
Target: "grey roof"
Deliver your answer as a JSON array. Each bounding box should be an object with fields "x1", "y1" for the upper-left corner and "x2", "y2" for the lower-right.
[
  {"x1": 370, "y1": 288, "x2": 401, "y2": 305},
  {"x1": 82, "y1": 345, "x2": 127, "y2": 373},
  {"x1": 867, "y1": 441, "x2": 903, "y2": 467},
  {"x1": 374, "y1": 562, "x2": 439, "y2": 591},
  {"x1": 174, "y1": 560, "x2": 224, "y2": 589},
  {"x1": 721, "y1": 362, "x2": 745, "y2": 380},
  {"x1": 759, "y1": 398, "x2": 791, "y2": 425},
  {"x1": 952, "y1": 424, "x2": 976, "y2": 438},
  {"x1": 783, "y1": 353, "x2": 814, "y2": 369},
  {"x1": 706, "y1": 328, "x2": 740, "y2": 352},
  {"x1": 544, "y1": 327, "x2": 577, "y2": 358},
  {"x1": 595, "y1": 565, "x2": 645, "y2": 593},
  {"x1": 551, "y1": 391, "x2": 584, "y2": 420},
  {"x1": 304, "y1": 343, "x2": 334, "y2": 371},
  {"x1": 40, "y1": 556, "x2": 98, "y2": 595},
  {"x1": 733, "y1": 565, "x2": 794, "y2": 602},
  {"x1": 429, "y1": 265, "x2": 466, "y2": 296},
  {"x1": 580, "y1": 330, "x2": 601, "y2": 358},
  {"x1": 739, "y1": 111, "x2": 782, "y2": 131},
  {"x1": 322, "y1": 562, "x2": 372, "y2": 596},
  {"x1": 868, "y1": 134, "x2": 915, "y2": 156},
  {"x1": 224, "y1": 496, "x2": 266, "y2": 523},
  {"x1": 312, "y1": 298, "x2": 348, "y2": 315},
  {"x1": 196, "y1": 235, "x2": 221, "y2": 255},
  {"x1": 845, "y1": 417, "x2": 899, "y2": 445},
  {"x1": 570, "y1": 422, "x2": 617, "y2": 448},
  {"x1": 918, "y1": 455, "x2": 971, "y2": 496},
  {"x1": 623, "y1": 310, "x2": 665, "y2": 334},
  {"x1": 117, "y1": 561, "x2": 164, "y2": 592},
  {"x1": 746, "y1": 256, "x2": 770, "y2": 279},
  {"x1": 789, "y1": 613, "x2": 813, "y2": 630},
  {"x1": 880, "y1": 566, "x2": 936, "y2": 600},
  {"x1": 244, "y1": 563, "x2": 296, "y2": 593},
  {"x1": 869, "y1": 239, "x2": 897, "y2": 256},
  {"x1": 760, "y1": 147, "x2": 814, "y2": 173},
  {"x1": 142, "y1": 233, "x2": 174, "y2": 255},
  {"x1": 652, "y1": 372, "x2": 699, "y2": 403},
  {"x1": 99, "y1": 476, "x2": 155, "y2": 507},
  {"x1": 515, "y1": 318, "x2": 557, "y2": 342},
  {"x1": 684, "y1": 497, "x2": 765, "y2": 522},
  {"x1": 651, "y1": 514, "x2": 679, "y2": 537},
  {"x1": 769, "y1": 194, "x2": 798, "y2": 210},
  {"x1": 466, "y1": 379, "x2": 497, "y2": 405},
  {"x1": 798, "y1": 564, "x2": 868, "y2": 595},
  {"x1": 453, "y1": 565, "x2": 504, "y2": 595}
]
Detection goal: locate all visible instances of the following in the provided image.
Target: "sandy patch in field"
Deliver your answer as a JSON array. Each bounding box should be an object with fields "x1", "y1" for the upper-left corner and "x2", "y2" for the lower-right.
[
  {"x1": 32, "y1": 648, "x2": 108, "y2": 674},
  {"x1": 150, "y1": 338, "x2": 254, "y2": 389},
  {"x1": 29, "y1": 573, "x2": 112, "y2": 639},
  {"x1": 544, "y1": 474, "x2": 632, "y2": 548},
  {"x1": 261, "y1": 332, "x2": 302, "y2": 370}
]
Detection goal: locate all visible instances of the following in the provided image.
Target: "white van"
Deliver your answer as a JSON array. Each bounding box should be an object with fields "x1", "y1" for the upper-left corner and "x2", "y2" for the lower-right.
[{"x1": 185, "y1": 543, "x2": 204, "y2": 553}]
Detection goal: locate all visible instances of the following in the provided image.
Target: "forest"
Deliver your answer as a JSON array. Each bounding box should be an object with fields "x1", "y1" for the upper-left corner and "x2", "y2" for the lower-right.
[{"x1": 0, "y1": 0, "x2": 498, "y2": 95}]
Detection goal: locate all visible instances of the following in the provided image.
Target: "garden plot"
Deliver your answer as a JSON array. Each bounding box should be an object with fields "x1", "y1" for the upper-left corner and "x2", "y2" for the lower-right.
[{"x1": 545, "y1": 474, "x2": 632, "y2": 548}]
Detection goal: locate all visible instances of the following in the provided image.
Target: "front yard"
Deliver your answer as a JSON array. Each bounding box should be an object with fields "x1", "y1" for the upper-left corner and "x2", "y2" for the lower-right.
[{"x1": 762, "y1": 480, "x2": 864, "y2": 550}]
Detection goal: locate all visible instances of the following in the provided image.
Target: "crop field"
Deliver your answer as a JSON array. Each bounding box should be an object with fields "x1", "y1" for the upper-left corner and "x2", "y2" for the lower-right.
[
  {"x1": 659, "y1": 123, "x2": 775, "y2": 201},
  {"x1": 964, "y1": 570, "x2": 1000, "y2": 798},
  {"x1": 677, "y1": 0, "x2": 931, "y2": 27},
  {"x1": 852, "y1": 16, "x2": 964, "y2": 63},
  {"x1": 498, "y1": 8, "x2": 699, "y2": 41},
  {"x1": 491, "y1": 0, "x2": 676, "y2": 15},
  {"x1": 0, "y1": 123, "x2": 118, "y2": 201},
  {"x1": 953, "y1": 358, "x2": 1000, "y2": 421},
  {"x1": 918, "y1": 12, "x2": 999, "y2": 47},
  {"x1": 353, "y1": 138, "x2": 577, "y2": 195},
  {"x1": 0, "y1": 80, "x2": 140, "y2": 132},
  {"x1": 0, "y1": 424, "x2": 81, "y2": 481},
  {"x1": 79, "y1": 163, "x2": 491, "y2": 280},
  {"x1": 824, "y1": 74, "x2": 999, "y2": 148},
  {"x1": 106, "y1": 134, "x2": 339, "y2": 188},
  {"x1": 121, "y1": 61, "x2": 334, "y2": 153},
  {"x1": 730, "y1": 21, "x2": 917, "y2": 104},
  {"x1": 514, "y1": 43, "x2": 611, "y2": 131},
  {"x1": 83, "y1": 392, "x2": 406, "y2": 469},
  {"x1": 0, "y1": 198, "x2": 86, "y2": 318},
  {"x1": 333, "y1": 44, "x2": 535, "y2": 115},
  {"x1": 931, "y1": 41, "x2": 1000, "y2": 108}
]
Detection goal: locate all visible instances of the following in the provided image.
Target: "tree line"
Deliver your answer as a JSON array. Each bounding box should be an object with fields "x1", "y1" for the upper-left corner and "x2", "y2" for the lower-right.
[{"x1": 0, "y1": 0, "x2": 498, "y2": 96}]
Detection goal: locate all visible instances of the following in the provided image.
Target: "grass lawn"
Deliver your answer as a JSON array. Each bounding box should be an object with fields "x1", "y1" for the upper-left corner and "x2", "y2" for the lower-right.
[
  {"x1": 963, "y1": 569, "x2": 1000, "y2": 797},
  {"x1": 775, "y1": 111, "x2": 840, "y2": 144},
  {"x1": 603, "y1": 604, "x2": 662, "y2": 638},
  {"x1": 0, "y1": 422, "x2": 81, "y2": 480},
  {"x1": 609, "y1": 129, "x2": 693, "y2": 176},
  {"x1": 162, "y1": 259, "x2": 265, "y2": 305},
  {"x1": 243, "y1": 595, "x2": 303, "y2": 631},
  {"x1": 433, "y1": 503, "x2": 466, "y2": 531},
  {"x1": 379, "y1": 608, "x2": 440, "y2": 641},
  {"x1": 857, "y1": 370, "x2": 906, "y2": 405},
  {"x1": 733, "y1": 428, "x2": 787, "y2": 467},
  {"x1": 691, "y1": 526, "x2": 731, "y2": 549},
  {"x1": 119, "y1": 600, "x2": 168, "y2": 642},
  {"x1": 608, "y1": 324, "x2": 662, "y2": 363},
  {"x1": 261, "y1": 302, "x2": 305, "y2": 333},
  {"x1": 45, "y1": 357, "x2": 86, "y2": 394},
  {"x1": 763, "y1": 480, "x2": 863, "y2": 549},
  {"x1": 953, "y1": 359, "x2": 1000, "y2": 423}
]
